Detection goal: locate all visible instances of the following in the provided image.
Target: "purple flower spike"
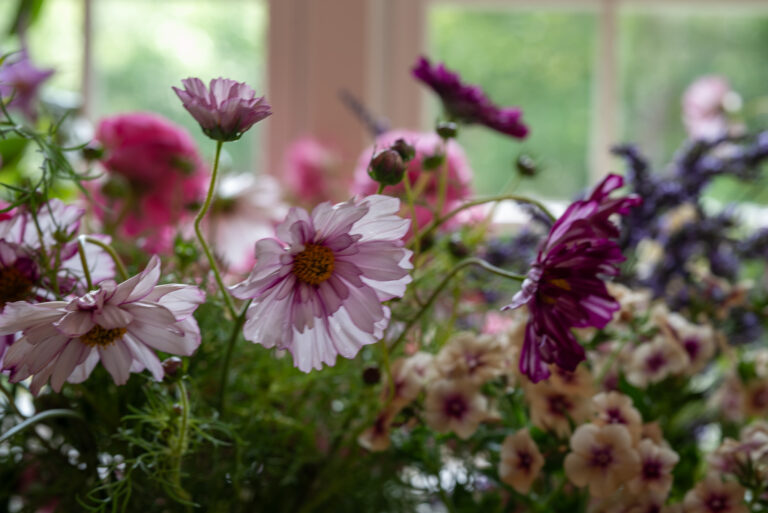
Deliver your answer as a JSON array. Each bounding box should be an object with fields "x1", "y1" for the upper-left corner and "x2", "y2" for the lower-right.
[
  {"x1": 503, "y1": 174, "x2": 641, "y2": 383},
  {"x1": 173, "y1": 77, "x2": 272, "y2": 142},
  {"x1": 412, "y1": 56, "x2": 528, "y2": 139},
  {"x1": 0, "y1": 51, "x2": 54, "y2": 121}
]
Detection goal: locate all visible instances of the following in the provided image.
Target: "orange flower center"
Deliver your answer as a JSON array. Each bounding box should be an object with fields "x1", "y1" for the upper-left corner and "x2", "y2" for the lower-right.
[
  {"x1": 292, "y1": 244, "x2": 335, "y2": 285},
  {"x1": 80, "y1": 325, "x2": 127, "y2": 347},
  {"x1": 0, "y1": 266, "x2": 33, "y2": 308}
]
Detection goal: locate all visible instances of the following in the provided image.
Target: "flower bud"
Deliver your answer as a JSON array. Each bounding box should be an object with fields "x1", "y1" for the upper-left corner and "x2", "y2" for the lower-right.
[
  {"x1": 390, "y1": 138, "x2": 415, "y2": 163},
  {"x1": 515, "y1": 154, "x2": 538, "y2": 177},
  {"x1": 162, "y1": 356, "x2": 183, "y2": 377},
  {"x1": 422, "y1": 152, "x2": 445, "y2": 171},
  {"x1": 368, "y1": 149, "x2": 406, "y2": 186},
  {"x1": 436, "y1": 121, "x2": 458, "y2": 139},
  {"x1": 362, "y1": 366, "x2": 381, "y2": 385},
  {"x1": 82, "y1": 141, "x2": 104, "y2": 161}
]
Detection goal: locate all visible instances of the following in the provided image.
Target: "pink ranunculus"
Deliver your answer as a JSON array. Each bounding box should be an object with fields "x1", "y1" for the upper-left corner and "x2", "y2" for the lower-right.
[
  {"x1": 283, "y1": 137, "x2": 342, "y2": 207},
  {"x1": 92, "y1": 112, "x2": 210, "y2": 253},
  {"x1": 351, "y1": 130, "x2": 474, "y2": 235}
]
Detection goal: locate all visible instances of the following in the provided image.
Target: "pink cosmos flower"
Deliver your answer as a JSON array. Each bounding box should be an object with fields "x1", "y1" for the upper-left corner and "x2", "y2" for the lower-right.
[
  {"x1": 0, "y1": 256, "x2": 204, "y2": 394},
  {"x1": 230, "y1": 195, "x2": 413, "y2": 372},
  {"x1": 173, "y1": 77, "x2": 272, "y2": 142},
  {"x1": 503, "y1": 174, "x2": 641, "y2": 382},
  {"x1": 351, "y1": 130, "x2": 474, "y2": 234},
  {"x1": 283, "y1": 137, "x2": 342, "y2": 206},
  {"x1": 0, "y1": 50, "x2": 54, "y2": 121},
  {"x1": 412, "y1": 56, "x2": 529, "y2": 139},
  {"x1": 93, "y1": 112, "x2": 209, "y2": 253}
]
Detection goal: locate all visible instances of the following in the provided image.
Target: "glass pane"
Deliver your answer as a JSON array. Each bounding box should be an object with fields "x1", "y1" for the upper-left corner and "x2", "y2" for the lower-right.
[
  {"x1": 92, "y1": 0, "x2": 267, "y2": 172},
  {"x1": 428, "y1": 6, "x2": 597, "y2": 198},
  {"x1": 619, "y1": 5, "x2": 768, "y2": 202}
]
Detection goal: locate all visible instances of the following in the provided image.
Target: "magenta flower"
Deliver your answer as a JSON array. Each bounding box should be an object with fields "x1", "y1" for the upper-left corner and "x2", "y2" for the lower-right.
[
  {"x1": 503, "y1": 174, "x2": 641, "y2": 382},
  {"x1": 230, "y1": 195, "x2": 413, "y2": 372},
  {"x1": 173, "y1": 77, "x2": 272, "y2": 142},
  {"x1": 0, "y1": 50, "x2": 54, "y2": 121},
  {"x1": 92, "y1": 112, "x2": 209, "y2": 253},
  {"x1": 412, "y1": 57, "x2": 528, "y2": 139},
  {"x1": 0, "y1": 256, "x2": 205, "y2": 394}
]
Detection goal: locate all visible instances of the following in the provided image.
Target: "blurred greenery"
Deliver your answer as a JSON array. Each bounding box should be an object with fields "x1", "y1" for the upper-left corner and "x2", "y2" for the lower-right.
[{"x1": 429, "y1": 5, "x2": 768, "y2": 200}]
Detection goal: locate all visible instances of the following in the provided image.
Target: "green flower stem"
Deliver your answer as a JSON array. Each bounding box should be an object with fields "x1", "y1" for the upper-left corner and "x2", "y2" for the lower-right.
[
  {"x1": 217, "y1": 300, "x2": 251, "y2": 414},
  {"x1": 194, "y1": 140, "x2": 237, "y2": 319},
  {"x1": 391, "y1": 257, "x2": 525, "y2": 352},
  {"x1": 81, "y1": 235, "x2": 129, "y2": 280},
  {"x1": 414, "y1": 193, "x2": 557, "y2": 247},
  {"x1": 0, "y1": 408, "x2": 83, "y2": 443},
  {"x1": 376, "y1": 183, "x2": 386, "y2": 194},
  {"x1": 171, "y1": 379, "x2": 192, "y2": 505},
  {"x1": 76, "y1": 236, "x2": 94, "y2": 290},
  {"x1": 402, "y1": 175, "x2": 421, "y2": 258},
  {"x1": 29, "y1": 204, "x2": 60, "y2": 297},
  {"x1": 434, "y1": 139, "x2": 449, "y2": 227}
]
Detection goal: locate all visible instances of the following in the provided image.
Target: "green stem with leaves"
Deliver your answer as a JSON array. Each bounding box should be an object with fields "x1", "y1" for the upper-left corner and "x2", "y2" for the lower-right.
[
  {"x1": 194, "y1": 141, "x2": 237, "y2": 319},
  {"x1": 217, "y1": 300, "x2": 252, "y2": 414}
]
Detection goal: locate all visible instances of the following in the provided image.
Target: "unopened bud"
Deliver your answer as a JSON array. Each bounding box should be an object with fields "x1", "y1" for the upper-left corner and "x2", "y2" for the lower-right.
[
  {"x1": 422, "y1": 152, "x2": 445, "y2": 171},
  {"x1": 390, "y1": 138, "x2": 415, "y2": 163},
  {"x1": 362, "y1": 366, "x2": 381, "y2": 385},
  {"x1": 515, "y1": 154, "x2": 538, "y2": 177},
  {"x1": 82, "y1": 142, "x2": 104, "y2": 161},
  {"x1": 162, "y1": 356, "x2": 183, "y2": 378},
  {"x1": 369, "y1": 149, "x2": 406, "y2": 186},
  {"x1": 436, "y1": 121, "x2": 458, "y2": 139}
]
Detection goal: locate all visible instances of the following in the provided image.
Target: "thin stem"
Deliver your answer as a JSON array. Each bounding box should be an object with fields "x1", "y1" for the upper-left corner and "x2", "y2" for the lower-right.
[
  {"x1": 391, "y1": 258, "x2": 525, "y2": 352},
  {"x1": 376, "y1": 183, "x2": 386, "y2": 194},
  {"x1": 434, "y1": 138, "x2": 448, "y2": 225},
  {"x1": 81, "y1": 235, "x2": 129, "y2": 281},
  {"x1": 77, "y1": 236, "x2": 94, "y2": 290},
  {"x1": 414, "y1": 194, "x2": 557, "y2": 247},
  {"x1": 402, "y1": 175, "x2": 421, "y2": 257},
  {"x1": 0, "y1": 409, "x2": 82, "y2": 443},
  {"x1": 217, "y1": 300, "x2": 251, "y2": 414},
  {"x1": 0, "y1": 381, "x2": 24, "y2": 418},
  {"x1": 194, "y1": 141, "x2": 237, "y2": 319},
  {"x1": 171, "y1": 379, "x2": 192, "y2": 506}
]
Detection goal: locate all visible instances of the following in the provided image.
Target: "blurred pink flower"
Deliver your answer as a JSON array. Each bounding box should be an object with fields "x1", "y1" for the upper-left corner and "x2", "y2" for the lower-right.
[
  {"x1": 206, "y1": 173, "x2": 288, "y2": 274},
  {"x1": 351, "y1": 130, "x2": 474, "y2": 234},
  {"x1": 173, "y1": 77, "x2": 271, "y2": 142},
  {"x1": 230, "y1": 195, "x2": 412, "y2": 372},
  {"x1": 682, "y1": 75, "x2": 736, "y2": 140},
  {"x1": 0, "y1": 256, "x2": 204, "y2": 394},
  {"x1": 92, "y1": 112, "x2": 209, "y2": 253},
  {"x1": 0, "y1": 50, "x2": 54, "y2": 121},
  {"x1": 283, "y1": 137, "x2": 341, "y2": 206}
]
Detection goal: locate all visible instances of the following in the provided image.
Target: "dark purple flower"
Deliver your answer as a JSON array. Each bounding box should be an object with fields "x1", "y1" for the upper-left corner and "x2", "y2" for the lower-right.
[
  {"x1": 411, "y1": 57, "x2": 528, "y2": 139},
  {"x1": 502, "y1": 174, "x2": 641, "y2": 382},
  {"x1": 173, "y1": 77, "x2": 272, "y2": 142},
  {"x1": 0, "y1": 51, "x2": 54, "y2": 121}
]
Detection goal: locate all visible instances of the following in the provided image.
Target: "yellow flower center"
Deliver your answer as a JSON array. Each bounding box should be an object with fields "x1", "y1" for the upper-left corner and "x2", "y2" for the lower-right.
[
  {"x1": 292, "y1": 244, "x2": 335, "y2": 285},
  {"x1": 80, "y1": 325, "x2": 127, "y2": 347},
  {"x1": 0, "y1": 266, "x2": 33, "y2": 308}
]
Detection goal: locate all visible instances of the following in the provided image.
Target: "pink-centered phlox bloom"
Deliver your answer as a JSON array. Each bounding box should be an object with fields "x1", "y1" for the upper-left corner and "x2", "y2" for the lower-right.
[
  {"x1": 412, "y1": 56, "x2": 528, "y2": 139},
  {"x1": 284, "y1": 137, "x2": 342, "y2": 206},
  {"x1": 503, "y1": 174, "x2": 641, "y2": 383},
  {"x1": 93, "y1": 112, "x2": 209, "y2": 253},
  {"x1": 207, "y1": 173, "x2": 288, "y2": 274},
  {"x1": 230, "y1": 195, "x2": 413, "y2": 372},
  {"x1": 0, "y1": 50, "x2": 54, "y2": 121},
  {"x1": 0, "y1": 256, "x2": 204, "y2": 394},
  {"x1": 352, "y1": 130, "x2": 473, "y2": 235},
  {"x1": 173, "y1": 77, "x2": 272, "y2": 142}
]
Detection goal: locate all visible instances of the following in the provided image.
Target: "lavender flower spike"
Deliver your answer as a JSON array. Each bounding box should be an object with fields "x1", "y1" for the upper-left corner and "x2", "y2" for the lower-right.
[
  {"x1": 412, "y1": 56, "x2": 528, "y2": 139},
  {"x1": 173, "y1": 77, "x2": 272, "y2": 142}
]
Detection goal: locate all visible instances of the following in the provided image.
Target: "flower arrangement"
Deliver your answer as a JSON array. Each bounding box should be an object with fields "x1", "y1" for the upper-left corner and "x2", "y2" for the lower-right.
[{"x1": 1, "y1": 48, "x2": 767, "y2": 513}]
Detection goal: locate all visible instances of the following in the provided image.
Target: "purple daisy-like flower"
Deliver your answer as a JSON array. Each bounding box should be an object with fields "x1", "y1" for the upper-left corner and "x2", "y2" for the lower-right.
[
  {"x1": 0, "y1": 50, "x2": 54, "y2": 121},
  {"x1": 230, "y1": 195, "x2": 413, "y2": 372},
  {"x1": 503, "y1": 174, "x2": 641, "y2": 382},
  {"x1": 173, "y1": 77, "x2": 272, "y2": 142},
  {"x1": 0, "y1": 256, "x2": 205, "y2": 394},
  {"x1": 412, "y1": 56, "x2": 528, "y2": 139}
]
